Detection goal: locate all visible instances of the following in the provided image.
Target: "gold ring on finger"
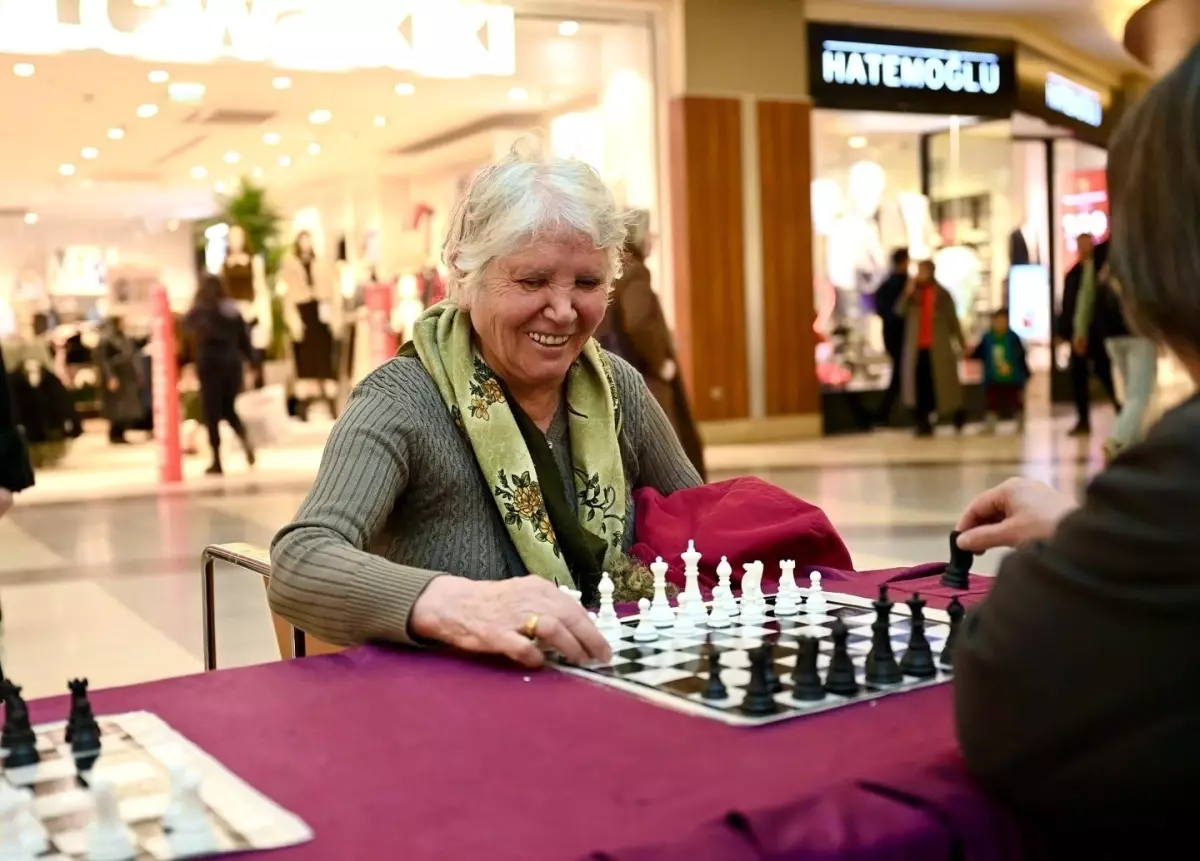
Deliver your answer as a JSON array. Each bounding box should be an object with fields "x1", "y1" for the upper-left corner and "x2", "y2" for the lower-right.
[{"x1": 521, "y1": 614, "x2": 539, "y2": 640}]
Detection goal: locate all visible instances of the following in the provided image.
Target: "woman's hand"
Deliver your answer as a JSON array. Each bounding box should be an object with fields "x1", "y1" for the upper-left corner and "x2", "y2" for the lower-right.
[
  {"x1": 955, "y1": 478, "x2": 1078, "y2": 553},
  {"x1": 409, "y1": 574, "x2": 613, "y2": 668}
]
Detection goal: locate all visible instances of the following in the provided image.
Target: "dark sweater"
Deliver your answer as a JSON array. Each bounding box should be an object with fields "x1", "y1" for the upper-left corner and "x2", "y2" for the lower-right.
[
  {"x1": 185, "y1": 302, "x2": 251, "y2": 365},
  {"x1": 954, "y1": 390, "x2": 1200, "y2": 846}
]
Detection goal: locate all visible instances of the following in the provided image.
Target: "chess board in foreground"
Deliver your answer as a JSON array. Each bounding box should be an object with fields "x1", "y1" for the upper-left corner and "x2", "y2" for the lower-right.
[
  {"x1": 557, "y1": 591, "x2": 957, "y2": 727},
  {"x1": 2, "y1": 711, "x2": 312, "y2": 859}
]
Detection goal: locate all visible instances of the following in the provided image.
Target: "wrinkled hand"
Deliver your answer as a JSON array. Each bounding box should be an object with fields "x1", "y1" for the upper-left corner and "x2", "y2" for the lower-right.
[
  {"x1": 409, "y1": 574, "x2": 612, "y2": 669},
  {"x1": 955, "y1": 477, "x2": 1078, "y2": 553}
]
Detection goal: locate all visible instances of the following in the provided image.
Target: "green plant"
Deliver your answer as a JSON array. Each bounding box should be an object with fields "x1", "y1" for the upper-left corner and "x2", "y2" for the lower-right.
[{"x1": 216, "y1": 178, "x2": 288, "y2": 358}]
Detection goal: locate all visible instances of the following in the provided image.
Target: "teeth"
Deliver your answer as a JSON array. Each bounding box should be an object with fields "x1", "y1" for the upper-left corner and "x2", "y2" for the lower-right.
[{"x1": 528, "y1": 332, "x2": 570, "y2": 347}]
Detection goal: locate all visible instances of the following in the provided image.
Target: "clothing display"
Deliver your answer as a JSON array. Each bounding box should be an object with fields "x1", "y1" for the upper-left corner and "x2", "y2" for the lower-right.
[
  {"x1": 292, "y1": 301, "x2": 336, "y2": 381},
  {"x1": 221, "y1": 259, "x2": 255, "y2": 302}
]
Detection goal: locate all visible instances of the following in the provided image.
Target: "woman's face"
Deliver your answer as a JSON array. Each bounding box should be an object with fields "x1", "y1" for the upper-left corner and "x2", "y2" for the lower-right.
[
  {"x1": 916, "y1": 261, "x2": 935, "y2": 283},
  {"x1": 467, "y1": 230, "x2": 609, "y2": 391},
  {"x1": 228, "y1": 225, "x2": 245, "y2": 252}
]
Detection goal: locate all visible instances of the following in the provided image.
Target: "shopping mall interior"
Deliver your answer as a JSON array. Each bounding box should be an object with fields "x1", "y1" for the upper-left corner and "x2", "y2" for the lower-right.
[{"x1": 0, "y1": 0, "x2": 1196, "y2": 854}]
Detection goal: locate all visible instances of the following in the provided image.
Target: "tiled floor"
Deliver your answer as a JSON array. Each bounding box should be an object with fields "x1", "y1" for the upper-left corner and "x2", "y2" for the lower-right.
[{"x1": 0, "y1": 403, "x2": 1124, "y2": 700}]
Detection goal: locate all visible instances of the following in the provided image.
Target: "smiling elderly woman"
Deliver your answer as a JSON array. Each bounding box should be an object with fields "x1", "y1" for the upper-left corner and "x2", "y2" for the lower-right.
[{"x1": 268, "y1": 143, "x2": 702, "y2": 668}]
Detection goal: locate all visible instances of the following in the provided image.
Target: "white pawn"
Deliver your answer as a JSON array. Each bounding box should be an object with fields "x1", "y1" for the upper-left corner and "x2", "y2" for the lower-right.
[
  {"x1": 633, "y1": 598, "x2": 659, "y2": 642},
  {"x1": 597, "y1": 572, "x2": 618, "y2": 626},
  {"x1": 706, "y1": 596, "x2": 732, "y2": 628},
  {"x1": 589, "y1": 611, "x2": 621, "y2": 650},
  {"x1": 0, "y1": 789, "x2": 34, "y2": 861},
  {"x1": 165, "y1": 770, "x2": 218, "y2": 858},
  {"x1": 648, "y1": 557, "x2": 675, "y2": 627},
  {"x1": 806, "y1": 571, "x2": 827, "y2": 612},
  {"x1": 671, "y1": 593, "x2": 697, "y2": 638},
  {"x1": 85, "y1": 779, "x2": 136, "y2": 861},
  {"x1": 715, "y1": 556, "x2": 738, "y2": 617}
]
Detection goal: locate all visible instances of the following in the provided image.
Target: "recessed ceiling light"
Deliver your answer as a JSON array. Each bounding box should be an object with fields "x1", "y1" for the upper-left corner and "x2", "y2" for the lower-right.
[
  {"x1": 394, "y1": 82, "x2": 416, "y2": 96},
  {"x1": 223, "y1": 151, "x2": 240, "y2": 164},
  {"x1": 81, "y1": 147, "x2": 99, "y2": 160},
  {"x1": 278, "y1": 155, "x2": 292, "y2": 167},
  {"x1": 558, "y1": 20, "x2": 580, "y2": 36},
  {"x1": 59, "y1": 163, "x2": 76, "y2": 176},
  {"x1": 507, "y1": 87, "x2": 529, "y2": 102},
  {"x1": 167, "y1": 219, "x2": 180, "y2": 232},
  {"x1": 262, "y1": 132, "x2": 281, "y2": 146},
  {"x1": 308, "y1": 109, "x2": 332, "y2": 124},
  {"x1": 23, "y1": 212, "x2": 37, "y2": 225},
  {"x1": 167, "y1": 82, "x2": 205, "y2": 103},
  {"x1": 252, "y1": 166, "x2": 264, "y2": 179},
  {"x1": 107, "y1": 127, "x2": 125, "y2": 140},
  {"x1": 272, "y1": 75, "x2": 292, "y2": 89},
  {"x1": 190, "y1": 166, "x2": 207, "y2": 179},
  {"x1": 214, "y1": 181, "x2": 228, "y2": 194},
  {"x1": 848, "y1": 136, "x2": 867, "y2": 149},
  {"x1": 136, "y1": 103, "x2": 159, "y2": 118},
  {"x1": 307, "y1": 142, "x2": 321, "y2": 155},
  {"x1": 374, "y1": 116, "x2": 387, "y2": 127},
  {"x1": 148, "y1": 69, "x2": 169, "y2": 84},
  {"x1": 13, "y1": 62, "x2": 34, "y2": 78}
]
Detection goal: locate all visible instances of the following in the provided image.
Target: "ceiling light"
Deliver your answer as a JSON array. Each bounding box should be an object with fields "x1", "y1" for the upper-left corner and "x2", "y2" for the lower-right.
[
  {"x1": 278, "y1": 155, "x2": 292, "y2": 167},
  {"x1": 394, "y1": 82, "x2": 415, "y2": 96},
  {"x1": 23, "y1": 212, "x2": 37, "y2": 225},
  {"x1": 307, "y1": 143, "x2": 321, "y2": 155},
  {"x1": 308, "y1": 109, "x2": 332, "y2": 124},
  {"x1": 12, "y1": 62, "x2": 34, "y2": 78},
  {"x1": 558, "y1": 21, "x2": 580, "y2": 36},
  {"x1": 107, "y1": 127, "x2": 125, "y2": 140},
  {"x1": 848, "y1": 136, "x2": 867, "y2": 149},
  {"x1": 167, "y1": 219, "x2": 180, "y2": 232},
  {"x1": 214, "y1": 181, "x2": 228, "y2": 194},
  {"x1": 262, "y1": 132, "x2": 281, "y2": 146},
  {"x1": 223, "y1": 151, "x2": 240, "y2": 164},
  {"x1": 167, "y1": 82, "x2": 205, "y2": 103},
  {"x1": 136, "y1": 103, "x2": 159, "y2": 118},
  {"x1": 148, "y1": 69, "x2": 169, "y2": 84},
  {"x1": 81, "y1": 147, "x2": 99, "y2": 160},
  {"x1": 374, "y1": 116, "x2": 387, "y2": 127},
  {"x1": 190, "y1": 166, "x2": 207, "y2": 179},
  {"x1": 507, "y1": 87, "x2": 529, "y2": 102},
  {"x1": 272, "y1": 76, "x2": 292, "y2": 89},
  {"x1": 252, "y1": 166, "x2": 264, "y2": 179},
  {"x1": 59, "y1": 163, "x2": 76, "y2": 176}
]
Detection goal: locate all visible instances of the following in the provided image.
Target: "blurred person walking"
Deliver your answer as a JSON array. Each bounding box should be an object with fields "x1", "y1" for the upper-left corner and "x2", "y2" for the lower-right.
[
  {"x1": 895, "y1": 259, "x2": 966, "y2": 436},
  {"x1": 971, "y1": 307, "x2": 1030, "y2": 433},
  {"x1": 1058, "y1": 234, "x2": 1120, "y2": 435},
  {"x1": 184, "y1": 275, "x2": 256, "y2": 475},
  {"x1": 96, "y1": 315, "x2": 145, "y2": 444},
  {"x1": 871, "y1": 247, "x2": 910, "y2": 426}
]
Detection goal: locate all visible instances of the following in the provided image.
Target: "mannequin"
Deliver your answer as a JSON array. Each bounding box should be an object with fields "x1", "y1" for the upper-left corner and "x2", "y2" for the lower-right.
[
  {"x1": 279, "y1": 230, "x2": 340, "y2": 419},
  {"x1": 220, "y1": 225, "x2": 271, "y2": 352}
]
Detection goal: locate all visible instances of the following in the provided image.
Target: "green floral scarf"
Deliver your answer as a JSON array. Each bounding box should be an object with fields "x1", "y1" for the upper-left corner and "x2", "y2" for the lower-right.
[{"x1": 409, "y1": 302, "x2": 628, "y2": 591}]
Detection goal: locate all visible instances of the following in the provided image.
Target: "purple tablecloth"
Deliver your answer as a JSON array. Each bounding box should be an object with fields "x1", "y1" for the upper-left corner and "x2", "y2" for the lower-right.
[{"x1": 26, "y1": 570, "x2": 1015, "y2": 861}]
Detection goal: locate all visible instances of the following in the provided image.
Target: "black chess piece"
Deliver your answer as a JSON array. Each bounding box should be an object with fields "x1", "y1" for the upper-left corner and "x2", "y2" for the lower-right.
[
  {"x1": 864, "y1": 585, "x2": 903, "y2": 686},
  {"x1": 940, "y1": 530, "x2": 972, "y2": 590},
  {"x1": 66, "y1": 679, "x2": 101, "y2": 756},
  {"x1": 790, "y1": 637, "x2": 826, "y2": 702},
  {"x1": 899, "y1": 593, "x2": 938, "y2": 679},
  {"x1": 702, "y1": 650, "x2": 728, "y2": 701},
  {"x1": 823, "y1": 619, "x2": 860, "y2": 696},
  {"x1": 740, "y1": 646, "x2": 778, "y2": 716},
  {"x1": 762, "y1": 637, "x2": 783, "y2": 694},
  {"x1": 2, "y1": 682, "x2": 39, "y2": 769},
  {"x1": 940, "y1": 597, "x2": 965, "y2": 668}
]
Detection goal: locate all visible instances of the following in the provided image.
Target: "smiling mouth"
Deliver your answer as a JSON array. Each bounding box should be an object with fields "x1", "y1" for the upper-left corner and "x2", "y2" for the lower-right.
[{"x1": 527, "y1": 332, "x2": 571, "y2": 347}]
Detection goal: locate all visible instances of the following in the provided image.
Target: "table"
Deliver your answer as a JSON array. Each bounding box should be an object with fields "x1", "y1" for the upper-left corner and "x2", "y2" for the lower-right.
[{"x1": 28, "y1": 567, "x2": 1018, "y2": 861}]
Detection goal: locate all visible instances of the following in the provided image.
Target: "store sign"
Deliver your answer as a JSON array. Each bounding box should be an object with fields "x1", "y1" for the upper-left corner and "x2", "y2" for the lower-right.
[
  {"x1": 1045, "y1": 72, "x2": 1103, "y2": 128},
  {"x1": 820, "y1": 40, "x2": 1002, "y2": 95},
  {"x1": 0, "y1": 0, "x2": 515, "y2": 76}
]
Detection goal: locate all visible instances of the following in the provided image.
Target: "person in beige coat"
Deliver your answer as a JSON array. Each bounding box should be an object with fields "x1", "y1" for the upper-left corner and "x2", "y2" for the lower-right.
[{"x1": 895, "y1": 260, "x2": 965, "y2": 436}]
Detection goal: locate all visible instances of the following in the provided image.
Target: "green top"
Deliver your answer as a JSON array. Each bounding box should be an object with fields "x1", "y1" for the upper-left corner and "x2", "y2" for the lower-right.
[{"x1": 1074, "y1": 258, "x2": 1096, "y2": 339}]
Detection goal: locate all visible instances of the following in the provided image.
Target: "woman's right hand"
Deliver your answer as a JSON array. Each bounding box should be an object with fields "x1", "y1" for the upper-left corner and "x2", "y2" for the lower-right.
[
  {"x1": 409, "y1": 574, "x2": 613, "y2": 668},
  {"x1": 955, "y1": 477, "x2": 1078, "y2": 553}
]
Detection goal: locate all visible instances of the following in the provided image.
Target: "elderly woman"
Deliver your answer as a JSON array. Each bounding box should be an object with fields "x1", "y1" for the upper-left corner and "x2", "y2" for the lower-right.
[
  {"x1": 951, "y1": 45, "x2": 1200, "y2": 849},
  {"x1": 269, "y1": 144, "x2": 702, "y2": 668}
]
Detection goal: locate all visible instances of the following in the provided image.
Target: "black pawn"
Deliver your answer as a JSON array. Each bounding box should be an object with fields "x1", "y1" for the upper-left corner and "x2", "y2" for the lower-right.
[
  {"x1": 702, "y1": 650, "x2": 728, "y2": 701},
  {"x1": 740, "y1": 646, "x2": 778, "y2": 716},
  {"x1": 66, "y1": 679, "x2": 101, "y2": 756},
  {"x1": 762, "y1": 637, "x2": 783, "y2": 694},
  {"x1": 2, "y1": 682, "x2": 39, "y2": 769},
  {"x1": 900, "y1": 594, "x2": 938, "y2": 679},
  {"x1": 823, "y1": 619, "x2": 860, "y2": 696},
  {"x1": 790, "y1": 637, "x2": 826, "y2": 702},
  {"x1": 864, "y1": 585, "x2": 903, "y2": 685},
  {"x1": 940, "y1": 597, "x2": 965, "y2": 668},
  {"x1": 941, "y1": 531, "x2": 972, "y2": 590}
]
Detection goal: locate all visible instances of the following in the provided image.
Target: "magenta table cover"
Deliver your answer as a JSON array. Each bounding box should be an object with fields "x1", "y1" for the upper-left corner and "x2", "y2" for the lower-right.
[{"x1": 25, "y1": 570, "x2": 1016, "y2": 861}]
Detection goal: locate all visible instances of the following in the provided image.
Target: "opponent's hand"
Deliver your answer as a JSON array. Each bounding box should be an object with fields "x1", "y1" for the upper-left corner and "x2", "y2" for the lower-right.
[
  {"x1": 955, "y1": 477, "x2": 1077, "y2": 553},
  {"x1": 409, "y1": 574, "x2": 612, "y2": 669}
]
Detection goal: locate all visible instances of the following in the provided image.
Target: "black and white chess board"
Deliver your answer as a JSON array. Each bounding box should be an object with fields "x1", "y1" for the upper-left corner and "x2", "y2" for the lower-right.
[
  {"x1": 558, "y1": 589, "x2": 961, "y2": 727},
  {"x1": 0, "y1": 711, "x2": 311, "y2": 859}
]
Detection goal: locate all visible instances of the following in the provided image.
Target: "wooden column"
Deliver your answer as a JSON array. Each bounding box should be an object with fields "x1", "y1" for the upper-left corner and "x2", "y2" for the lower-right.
[{"x1": 668, "y1": 96, "x2": 749, "y2": 422}]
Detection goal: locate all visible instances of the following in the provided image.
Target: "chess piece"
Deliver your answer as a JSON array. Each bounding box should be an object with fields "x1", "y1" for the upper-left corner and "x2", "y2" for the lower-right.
[
  {"x1": 648, "y1": 557, "x2": 675, "y2": 627},
  {"x1": 740, "y1": 646, "x2": 778, "y2": 716},
  {"x1": 705, "y1": 595, "x2": 731, "y2": 629},
  {"x1": 671, "y1": 594, "x2": 698, "y2": 638},
  {"x1": 790, "y1": 637, "x2": 826, "y2": 701},
  {"x1": 739, "y1": 564, "x2": 766, "y2": 623},
  {"x1": 762, "y1": 637, "x2": 783, "y2": 694},
  {"x1": 162, "y1": 764, "x2": 188, "y2": 830},
  {"x1": 2, "y1": 683, "x2": 39, "y2": 770},
  {"x1": 595, "y1": 573, "x2": 621, "y2": 642},
  {"x1": 681, "y1": 539, "x2": 704, "y2": 611},
  {"x1": 558, "y1": 585, "x2": 582, "y2": 604},
  {"x1": 165, "y1": 770, "x2": 218, "y2": 857},
  {"x1": 899, "y1": 594, "x2": 938, "y2": 679},
  {"x1": 84, "y1": 779, "x2": 136, "y2": 861},
  {"x1": 941, "y1": 530, "x2": 972, "y2": 590},
  {"x1": 774, "y1": 560, "x2": 799, "y2": 615},
  {"x1": 67, "y1": 678, "x2": 101, "y2": 756},
  {"x1": 940, "y1": 597, "x2": 965, "y2": 668},
  {"x1": 633, "y1": 598, "x2": 659, "y2": 642},
  {"x1": 864, "y1": 585, "x2": 903, "y2": 685},
  {"x1": 14, "y1": 789, "x2": 46, "y2": 856},
  {"x1": 806, "y1": 571, "x2": 827, "y2": 612},
  {"x1": 716, "y1": 556, "x2": 738, "y2": 617},
  {"x1": 0, "y1": 788, "x2": 33, "y2": 861},
  {"x1": 823, "y1": 619, "x2": 860, "y2": 696},
  {"x1": 702, "y1": 650, "x2": 728, "y2": 700}
]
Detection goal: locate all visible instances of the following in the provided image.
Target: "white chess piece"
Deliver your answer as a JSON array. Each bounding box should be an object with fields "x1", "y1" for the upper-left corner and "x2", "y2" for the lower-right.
[
  {"x1": 0, "y1": 789, "x2": 34, "y2": 861},
  {"x1": 597, "y1": 572, "x2": 618, "y2": 626},
  {"x1": 558, "y1": 585, "x2": 582, "y2": 604},
  {"x1": 648, "y1": 557, "x2": 675, "y2": 627},
  {"x1": 715, "y1": 556, "x2": 738, "y2": 617},
  {"x1": 671, "y1": 593, "x2": 697, "y2": 638},
  {"x1": 681, "y1": 540, "x2": 704, "y2": 610},
  {"x1": 774, "y1": 559, "x2": 800, "y2": 616},
  {"x1": 633, "y1": 598, "x2": 659, "y2": 642},
  {"x1": 15, "y1": 789, "x2": 45, "y2": 856},
  {"x1": 740, "y1": 564, "x2": 766, "y2": 623},
  {"x1": 162, "y1": 764, "x2": 187, "y2": 830},
  {"x1": 164, "y1": 770, "x2": 218, "y2": 858},
  {"x1": 806, "y1": 571, "x2": 827, "y2": 612},
  {"x1": 706, "y1": 596, "x2": 732, "y2": 628},
  {"x1": 589, "y1": 612, "x2": 621, "y2": 650},
  {"x1": 85, "y1": 779, "x2": 136, "y2": 861}
]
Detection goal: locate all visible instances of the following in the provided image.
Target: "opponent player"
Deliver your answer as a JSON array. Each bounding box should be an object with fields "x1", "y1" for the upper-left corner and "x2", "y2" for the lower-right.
[{"x1": 951, "y1": 45, "x2": 1200, "y2": 850}]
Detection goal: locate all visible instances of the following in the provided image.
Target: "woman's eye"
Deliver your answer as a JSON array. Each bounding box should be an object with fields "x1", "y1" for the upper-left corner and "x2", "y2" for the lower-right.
[
  {"x1": 576, "y1": 279, "x2": 601, "y2": 289},
  {"x1": 519, "y1": 278, "x2": 546, "y2": 288}
]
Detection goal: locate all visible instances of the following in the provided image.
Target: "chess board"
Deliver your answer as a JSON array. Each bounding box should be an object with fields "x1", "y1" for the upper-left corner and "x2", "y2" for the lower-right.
[
  {"x1": 0, "y1": 711, "x2": 312, "y2": 859},
  {"x1": 556, "y1": 591, "x2": 955, "y2": 726}
]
